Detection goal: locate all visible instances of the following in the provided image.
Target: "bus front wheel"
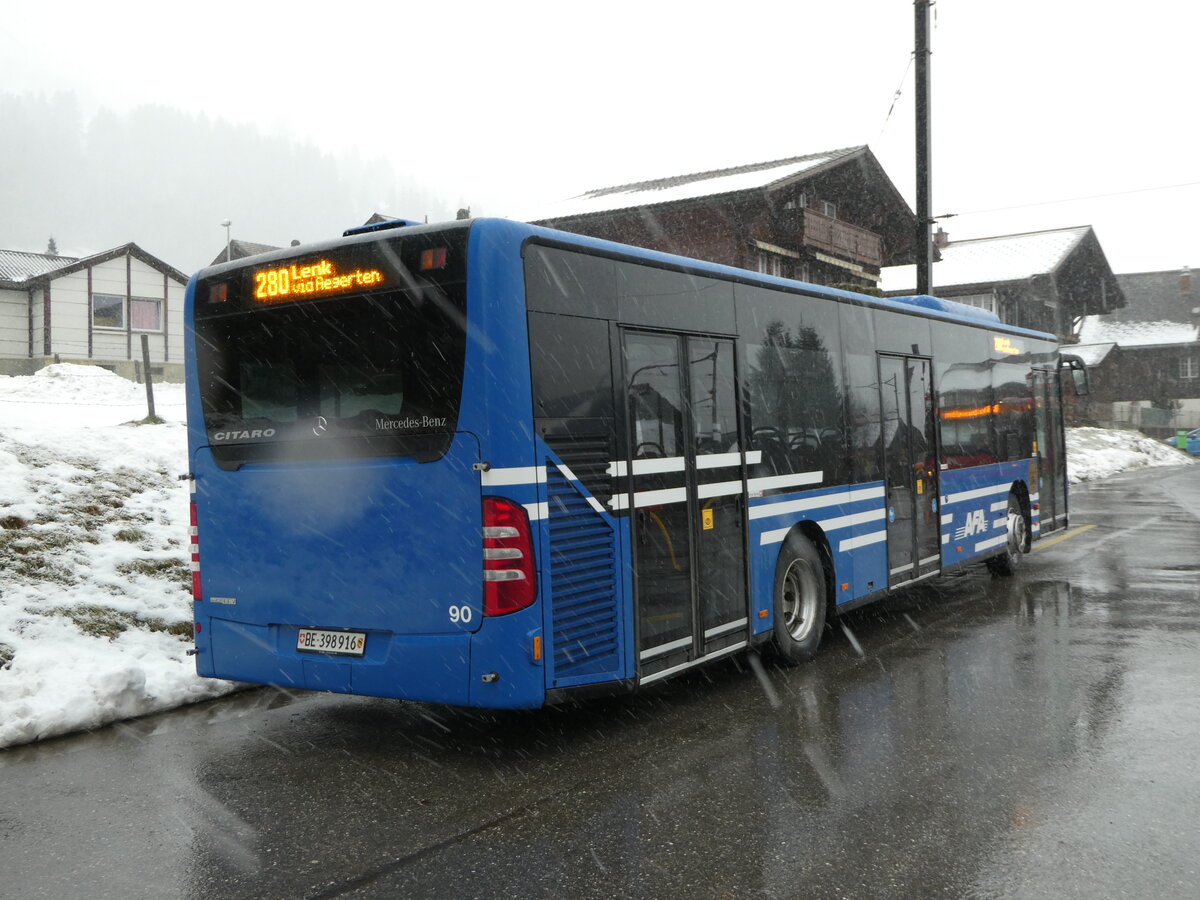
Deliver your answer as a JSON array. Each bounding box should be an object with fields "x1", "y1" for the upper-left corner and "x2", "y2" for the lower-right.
[
  {"x1": 772, "y1": 534, "x2": 827, "y2": 665},
  {"x1": 987, "y1": 494, "x2": 1027, "y2": 577}
]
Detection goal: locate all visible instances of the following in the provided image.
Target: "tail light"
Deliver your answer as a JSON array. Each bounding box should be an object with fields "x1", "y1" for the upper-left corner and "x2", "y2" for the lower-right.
[
  {"x1": 189, "y1": 492, "x2": 202, "y2": 601},
  {"x1": 482, "y1": 497, "x2": 536, "y2": 616}
]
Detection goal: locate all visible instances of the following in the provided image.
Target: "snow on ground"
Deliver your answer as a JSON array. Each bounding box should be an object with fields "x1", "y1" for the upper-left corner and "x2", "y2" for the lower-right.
[
  {"x1": 0, "y1": 365, "x2": 1195, "y2": 750},
  {"x1": 0, "y1": 365, "x2": 240, "y2": 749},
  {"x1": 1066, "y1": 426, "x2": 1196, "y2": 483}
]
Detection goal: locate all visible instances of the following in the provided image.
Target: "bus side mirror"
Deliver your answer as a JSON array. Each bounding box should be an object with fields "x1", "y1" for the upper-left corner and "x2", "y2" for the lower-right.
[
  {"x1": 1060, "y1": 355, "x2": 1090, "y2": 397},
  {"x1": 1071, "y1": 366, "x2": 1090, "y2": 396}
]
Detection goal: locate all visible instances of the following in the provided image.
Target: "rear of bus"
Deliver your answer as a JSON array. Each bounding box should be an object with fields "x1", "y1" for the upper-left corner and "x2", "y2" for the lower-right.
[{"x1": 185, "y1": 220, "x2": 547, "y2": 708}]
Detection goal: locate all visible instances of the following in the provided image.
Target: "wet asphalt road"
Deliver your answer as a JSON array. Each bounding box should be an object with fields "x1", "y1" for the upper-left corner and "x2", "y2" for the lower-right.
[{"x1": 2, "y1": 464, "x2": 1199, "y2": 899}]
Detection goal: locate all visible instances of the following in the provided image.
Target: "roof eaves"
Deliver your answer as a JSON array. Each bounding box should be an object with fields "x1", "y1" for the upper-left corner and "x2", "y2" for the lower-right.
[
  {"x1": 1047, "y1": 225, "x2": 1095, "y2": 276},
  {"x1": 578, "y1": 147, "x2": 860, "y2": 198},
  {"x1": 883, "y1": 276, "x2": 1030, "y2": 297},
  {"x1": 537, "y1": 188, "x2": 763, "y2": 225},
  {"x1": 24, "y1": 243, "x2": 189, "y2": 287},
  {"x1": 758, "y1": 145, "x2": 866, "y2": 191}
]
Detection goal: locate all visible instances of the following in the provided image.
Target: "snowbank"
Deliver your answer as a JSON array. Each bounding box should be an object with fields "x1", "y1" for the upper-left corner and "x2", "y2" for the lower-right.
[
  {"x1": 0, "y1": 365, "x2": 240, "y2": 749},
  {"x1": 1065, "y1": 426, "x2": 1196, "y2": 483}
]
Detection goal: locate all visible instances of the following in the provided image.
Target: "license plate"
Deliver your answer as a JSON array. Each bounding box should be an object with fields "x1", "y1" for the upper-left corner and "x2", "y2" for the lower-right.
[{"x1": 296, "y1": 628, "x2": 366, "y2": 657}]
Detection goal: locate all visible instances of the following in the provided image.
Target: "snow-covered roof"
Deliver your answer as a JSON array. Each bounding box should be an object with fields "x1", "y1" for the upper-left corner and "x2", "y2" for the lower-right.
[
  {"x1": 525, "y1": 146, "x2": 865, "y2": 222},
  {"x1": 880, "y1": 226, "x2": 1092, "y2": 293},
  {"x1": 0, "y1": 248, "x2": 79, "y2": 284},
  {"x1": 1111, "y1": 269, "x2": 1200, "y2": 324},
  {"x1": 1077, "y1": 317, "x2": 1199, "y2": 347},
  {"x1": 209, "y1": 239, "x2": 281, "y2": 266},
  {"x1": 1067, "y1": 342, "x2": 1117, "y2": 366}
]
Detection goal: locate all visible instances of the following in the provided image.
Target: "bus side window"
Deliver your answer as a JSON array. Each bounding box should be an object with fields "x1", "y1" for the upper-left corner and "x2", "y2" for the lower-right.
[{"x1": 738, "y1": 286, "x2": 847, "y2": 489}]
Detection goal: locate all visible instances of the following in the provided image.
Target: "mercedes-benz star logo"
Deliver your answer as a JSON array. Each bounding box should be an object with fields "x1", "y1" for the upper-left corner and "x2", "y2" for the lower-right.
[{"x1": 313, "y1": 416, "x2": 328, "y2": 436}]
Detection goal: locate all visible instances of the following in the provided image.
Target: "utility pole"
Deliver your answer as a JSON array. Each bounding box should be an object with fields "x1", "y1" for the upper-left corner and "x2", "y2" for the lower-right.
[{"x1": 915, "y1": 0, "x2": 934, "y2": 295}]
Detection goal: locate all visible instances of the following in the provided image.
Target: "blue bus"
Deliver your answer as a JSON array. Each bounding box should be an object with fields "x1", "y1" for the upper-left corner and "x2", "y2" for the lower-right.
[{"x1": 184, "y1": 217, "x2": 1085, "y2": 707}]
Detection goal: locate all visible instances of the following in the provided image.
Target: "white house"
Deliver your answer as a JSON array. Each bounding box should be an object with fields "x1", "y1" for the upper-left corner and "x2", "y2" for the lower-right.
[{"x1": 0, "y1": 243, "x2": 187, "y2": 380}]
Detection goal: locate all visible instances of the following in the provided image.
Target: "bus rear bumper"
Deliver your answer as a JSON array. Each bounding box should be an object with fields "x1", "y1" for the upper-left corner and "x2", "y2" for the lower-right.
[{"x1": 198, "y1": 615, "x2": 546, "y2": 708}]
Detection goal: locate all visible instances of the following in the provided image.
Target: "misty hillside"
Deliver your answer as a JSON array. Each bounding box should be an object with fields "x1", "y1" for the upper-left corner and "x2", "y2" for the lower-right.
[{"x1": 0, "y1": 92, "x2": 458, "y2": 274}]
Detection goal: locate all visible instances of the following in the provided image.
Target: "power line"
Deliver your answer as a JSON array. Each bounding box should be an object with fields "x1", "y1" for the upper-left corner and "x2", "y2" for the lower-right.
[
  {"x1": 938, "y1": 179, "x2": 1200, "y2": 219},
  {"x1": 877, "y1": 53, "x2": 914, "y2": 138}
]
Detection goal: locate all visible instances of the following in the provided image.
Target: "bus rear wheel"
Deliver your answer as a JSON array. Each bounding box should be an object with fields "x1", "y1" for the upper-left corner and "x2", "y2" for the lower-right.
[
  {"x1": 987, "y1": 494, "x2": 1027, "y2": 577},
  {"x1": 772, "y1": 534, "x2": 827, "y2": 665}
]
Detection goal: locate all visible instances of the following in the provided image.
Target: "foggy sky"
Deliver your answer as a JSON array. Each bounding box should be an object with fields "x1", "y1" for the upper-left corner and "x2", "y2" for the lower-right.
[
  {"x1": 0, "y1": 93, "x2": 454, "y2": 274},
  {"x1": 3, "y1": 2, "x2": 1199, "y2": 277}
]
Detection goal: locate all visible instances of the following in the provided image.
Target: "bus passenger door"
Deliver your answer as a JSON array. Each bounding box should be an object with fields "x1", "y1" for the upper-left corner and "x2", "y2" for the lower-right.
[
  {"x1": 1032, "y1": 368, "x2": 1067, "y2": 533},
  {"x1": 879, "y1": 354, "x2": 941, "y2": 586},
  {"x1": 622, "y1": 331, "x2": 749, "y2": 680}
]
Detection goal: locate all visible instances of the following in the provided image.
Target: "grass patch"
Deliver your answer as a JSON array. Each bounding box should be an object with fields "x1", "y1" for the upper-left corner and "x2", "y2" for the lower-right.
[
  {"x1": 122, "y1": 414, "x2": 167, "y2": 426},
  {"x1": 0, "y1": 642, "x2": 13, "y2": 669},
  {"x1": 114, "y1": 527, "x2": 147, "y2": 543},
  {"x1": 116, "y1": 557, "x2": 191, "y2": 590},
  {"x1": 1, "y1": 547, "x2": 77, "y2": 584},
  {"x1": 58, "y1": 604, "x2": 193, "y2": 640},
  {"x1": 0, "y1": 515, "x2": 28, "y2": 530}
]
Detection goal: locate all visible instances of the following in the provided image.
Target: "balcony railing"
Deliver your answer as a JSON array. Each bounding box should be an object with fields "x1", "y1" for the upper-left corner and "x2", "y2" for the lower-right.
[{"x1": 776, "y1": 209, "x2": 884, "y2": 269}]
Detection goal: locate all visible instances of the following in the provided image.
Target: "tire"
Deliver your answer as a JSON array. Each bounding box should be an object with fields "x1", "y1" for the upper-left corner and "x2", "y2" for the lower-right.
[
  {"x1": 987, "y1": 493, "x2": 1027, "y2": 577},
  {"x1": 772, "y1": 533, "x2": 828, "y2": 665}
]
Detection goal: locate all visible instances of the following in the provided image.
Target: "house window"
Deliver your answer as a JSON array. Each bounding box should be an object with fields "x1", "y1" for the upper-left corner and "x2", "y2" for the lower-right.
[
  {"x1": 1180, "y1": 356, "x2": 1199, "y2": 380},
  {"x1": 757, "y1": 253, "x2": 784, "y2": 278},
  {"x1": 821, "y1": 200, "x2": 837, "y2": 219},
  {"x1": 93, "y1": 294, "x2": 163, "y2": 331},
  {"x1": 131, "y1": 297, "x2": 162, "y2": 331},
  {"x1": 93, "y1": 294, "x2": 124, "y2": 329}
]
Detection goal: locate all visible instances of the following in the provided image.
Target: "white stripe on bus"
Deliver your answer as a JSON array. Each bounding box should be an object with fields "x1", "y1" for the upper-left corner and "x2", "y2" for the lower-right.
[
  {"x1": 552, "y1": 463, "x2": 608, "y2": 514},
  {"x1": 696, "y1": 451, "x2": 764, "y2": 469},
  {"x1": 759, "y1": 508, "x2": 886, "y2": 546},
  {"x1": 942, "y1": 483, "x2": 1010, "y2": 505},
  {"x1": 639, "y1": 635, "x2": 693, "y2": 661},
  {"x1": 640, "y1": 641, "x2": 748, "y2": 684},
  {"x1": 749, "y1": 484, "x2": 883, "y2": 521},
  {"x1": 838, "y1": 530, "x2": 887, "y2": 552},
  {"x1": 608, "y1": 486, "x2": 689, "y2": 511},
  {"x1": 747, "y1": 470, "x2": 824, "y2": 494},
  {"x1": 975, "y1": 534, "x2": 1008, "y2": 552},
  {"x1": 697, "y1": 479, "x2": 744, "y2": 499},
  {"x1": 695, "y1": 451, "x2": 741, "y2": 469},
  {"x1": 920, "y1": 554, "x2": 941, "y2": 566},
  {"x1": 608, "y1": 450, "x2": 762, "y2": 478},
  {"x1": 990, "y1": 500, "x2": 1009, "y2": 512},
  {"x1": 607, "y1": 456, "x2": 686, "y2": 477},
  {"x1": 704, "y1": 618, "x2": 749, "y2": 639},
  {"x1": 523, "y1": 502, "x2": 549, "y2": 521},
  {"x1": 481, "y1": 466, "x2": 546, "y2": 487}
]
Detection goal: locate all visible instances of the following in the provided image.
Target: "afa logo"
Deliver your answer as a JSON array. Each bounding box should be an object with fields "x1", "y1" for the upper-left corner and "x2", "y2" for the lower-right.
[{"x1": 954, "y1": 510, "x2": 989, "y2": 540}]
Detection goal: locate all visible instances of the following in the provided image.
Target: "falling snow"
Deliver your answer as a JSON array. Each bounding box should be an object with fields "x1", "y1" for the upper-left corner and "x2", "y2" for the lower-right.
[{"x1": 0, "y1": 365, "x2": 1193, "y2": 749}]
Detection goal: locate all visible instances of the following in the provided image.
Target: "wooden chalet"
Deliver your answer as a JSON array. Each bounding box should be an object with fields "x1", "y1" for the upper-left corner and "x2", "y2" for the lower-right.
[
  {"x1": 528, "y1": 146, "x2": 917, "y2": 291},
  {"x1": 880, "y1": 225, "x2": 1126, "y2": 339}
]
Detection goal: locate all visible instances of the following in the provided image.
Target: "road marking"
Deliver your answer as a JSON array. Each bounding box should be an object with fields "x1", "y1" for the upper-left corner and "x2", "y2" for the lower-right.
[{"x1": 1032, "y1": 523, "x2": 1096, "y2": 552}]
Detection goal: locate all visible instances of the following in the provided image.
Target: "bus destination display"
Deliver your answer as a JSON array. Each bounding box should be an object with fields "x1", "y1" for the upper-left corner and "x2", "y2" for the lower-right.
[{"x1": 250, "y1": 257, "x2": 386, "y2": 304}]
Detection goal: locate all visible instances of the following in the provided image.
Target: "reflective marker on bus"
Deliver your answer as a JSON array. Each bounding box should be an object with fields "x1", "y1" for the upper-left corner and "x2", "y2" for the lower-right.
[{"x1": 184, "y1": 217, "x2": 1085, "y2": 708}]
